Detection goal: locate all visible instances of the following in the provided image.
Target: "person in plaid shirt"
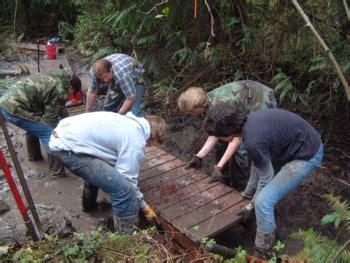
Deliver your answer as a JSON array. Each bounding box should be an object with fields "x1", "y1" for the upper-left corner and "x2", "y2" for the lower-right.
[{"x1": 86, "y1": 53, "x2": 146, "y2": 117}]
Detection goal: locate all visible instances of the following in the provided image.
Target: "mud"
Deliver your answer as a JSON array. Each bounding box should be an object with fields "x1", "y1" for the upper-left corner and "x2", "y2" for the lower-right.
[
  {"x1": 0, "y1": 124, "x2": 111, "y2": 244},
  {"x1": 0, "y1": 51, "x2": 349, "y2": 257}
]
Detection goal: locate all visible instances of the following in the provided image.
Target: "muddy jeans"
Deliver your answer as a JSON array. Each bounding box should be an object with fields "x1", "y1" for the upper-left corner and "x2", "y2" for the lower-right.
[
  {"x1": 52, "y1": 150, "x2": 140, "y2": 218},
  {"x1": 1, "y1": 107, "x2": 52, "y2": 145},
  {"x1": 104, "y1": 80, "x2": 145, "y2": 117},
  {"x1": 254, "y1": 143, "x2": 324, "y2": 234}
]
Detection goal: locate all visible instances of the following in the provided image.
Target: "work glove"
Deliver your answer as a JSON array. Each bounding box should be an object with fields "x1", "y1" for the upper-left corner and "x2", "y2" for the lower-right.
[
  {"x1": 208, "y1": 165, "x2": 223, "y2": 183},
  {"x1": 237, "y1": 203, "x2": 255, "y2": 223},
  {"x1": 143, "y1": 204, "x2": 159, "y2": 223},
  {"x1": 185, "y1": 155, "x2": 202, "y2": 170}
]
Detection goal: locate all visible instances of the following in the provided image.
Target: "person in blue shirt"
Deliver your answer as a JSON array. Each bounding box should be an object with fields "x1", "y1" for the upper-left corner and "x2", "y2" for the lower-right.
[{"x1": 204, "y1": 102, "x2": 323, "y2": 259}]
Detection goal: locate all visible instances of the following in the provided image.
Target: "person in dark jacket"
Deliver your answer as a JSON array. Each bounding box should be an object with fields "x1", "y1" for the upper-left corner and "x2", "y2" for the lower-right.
[{"x1": 204, "y1": 102, "x2": 323, "y2": 259}]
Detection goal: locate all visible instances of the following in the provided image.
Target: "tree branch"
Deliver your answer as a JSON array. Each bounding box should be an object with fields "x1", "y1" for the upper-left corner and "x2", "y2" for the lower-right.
[
  {"x1": 291, "y1": 0, "x2": 350, "y2": 101},
  {"x1": 343, "y1": 0, "x2": 350, "y2": 21},
  {"x1": 138, "y1": 0, "x2": 169, "y2": 15}
]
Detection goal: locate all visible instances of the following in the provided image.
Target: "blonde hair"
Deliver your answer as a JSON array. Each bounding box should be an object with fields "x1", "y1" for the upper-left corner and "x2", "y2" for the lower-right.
[
  {"x1": 92, "y1": 59, "x2": 112, "y2": 79},
  {"x1": 144, "y1": 115, "x2": 167, "y2": 144},
  {"x1": 177, "y1": 87, "x2": 209, "y2": 112}
]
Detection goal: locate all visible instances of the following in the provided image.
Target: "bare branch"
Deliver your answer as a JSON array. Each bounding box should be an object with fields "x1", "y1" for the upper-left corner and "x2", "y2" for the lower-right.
[
  {"x1": 204, "y1": 0, "x2": 215, "y2": 38},
  {"x1": 137, "y1": 0, "x2": 169, "y2": 15},
  {"x1": 290, "y1": 0, "x2": 350, "y2": 101},
  {"x1": 343, "y1": 0, "x2": 350, "y2": 21}
]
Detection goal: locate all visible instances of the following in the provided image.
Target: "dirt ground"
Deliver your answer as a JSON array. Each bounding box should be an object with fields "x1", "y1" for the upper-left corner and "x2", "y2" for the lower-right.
[{"x1": 0, "y1": 51, "x2": 349, "y2": 257}]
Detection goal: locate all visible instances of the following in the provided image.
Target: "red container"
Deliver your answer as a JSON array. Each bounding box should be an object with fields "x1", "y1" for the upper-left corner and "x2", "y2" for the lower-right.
[{"x1": 45, "y1": 44, "x2": 56, "y2": 60}]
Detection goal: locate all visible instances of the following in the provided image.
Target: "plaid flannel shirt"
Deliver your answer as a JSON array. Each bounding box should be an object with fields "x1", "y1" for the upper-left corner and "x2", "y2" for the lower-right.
[{"x1": 89, "y1": 53, "x2": 145, "y2": 99}]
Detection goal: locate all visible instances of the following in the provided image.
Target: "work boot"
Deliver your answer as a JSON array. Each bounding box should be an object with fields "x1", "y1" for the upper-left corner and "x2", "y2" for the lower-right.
[
  {"x1": 26, "y1": 134, "x2": 43, "y2": 161},
  {"x1": 82, "y1": 182, "x2": 99, "y2": 212},
  {"x1": 253, "y1": 230, "x2": 275, "y2": 260},
  {"x1": 113, "y1": 215, "x2": 139, "y2": 235},
  {"x1": 48, "y1": 154, "x2": 67, "y2": 176}
]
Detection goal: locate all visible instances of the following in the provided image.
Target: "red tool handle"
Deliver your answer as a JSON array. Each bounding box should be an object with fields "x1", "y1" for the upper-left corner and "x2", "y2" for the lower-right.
[{"x1": 0, "y1": 149, "x2": 28, "y2": 218}]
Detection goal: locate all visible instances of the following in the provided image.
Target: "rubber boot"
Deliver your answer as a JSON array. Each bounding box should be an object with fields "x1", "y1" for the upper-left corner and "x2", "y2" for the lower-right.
[
  {"x1": 82, "y1": 182, "x2": 99, "y2": 212},
  {"x1": 240, "y1": 187, "x2": 256, "y2": 200},
  {"x1": 48, "y1": 154, "x2": 67, "y2": 176},
  {"x1": 113, "y1": 215, "x2": 139, "y2": 235},
  {"x1": 253, "y1": 230, "x2": 275, "y2": 260},
  {"x1": 26, "y1": 134, "x2": 43, "y2": 161}
]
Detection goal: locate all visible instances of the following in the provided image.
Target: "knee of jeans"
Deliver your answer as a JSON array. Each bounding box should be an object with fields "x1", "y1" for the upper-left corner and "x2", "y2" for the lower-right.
[{"x1": 255, "y1": 193, "x2": 274, "y2": 218}]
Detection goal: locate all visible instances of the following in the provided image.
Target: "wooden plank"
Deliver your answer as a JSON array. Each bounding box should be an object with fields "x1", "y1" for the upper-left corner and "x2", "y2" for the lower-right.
[
  {"x1": 143, "y1": 147, "x2": 168, "y2": 161},
  {"x1": 187, "y1": 199, "x2": 249, "y2": 241},
  {"x1": 161, "y1": 183, "x2": 234, "y2": 221},
  {"x1": 0, "y1": 69, "x2": 22, "y2": 76},
  {"x1": 172, "y1": 190, "x2": 243, "y2": 231},
  {"x1": 139, "y1": 159, "x2": 184, "y2": 182},
  {"x1": 140, "y1": 146, "x2": 251, "y2": 246},
  {"x1": 18, "y1": 42, "x2": 65, "y2": 52},
  {"x1": 18, "y1": 43, "x2": 46, "y2": 52},
  {"x1": 139, "y1": 166, "x2": 194, "y2": 192},
  {"x1": 146, "y1": 175, "x2": 220, "y2": 210},
  {"x1": 145, "y1": 146, "x2": 157, "y2": 153},
  {"x1": 140, "y1": 153, "x2": 177, "y2": 171}
]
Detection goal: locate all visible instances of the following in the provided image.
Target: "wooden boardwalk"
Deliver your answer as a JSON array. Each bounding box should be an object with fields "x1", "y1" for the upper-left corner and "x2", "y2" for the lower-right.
[
  {"x1": 20, "y1": 50, "x2": 249, "y2": 246},
  {"x1": 140, "y1": 146, "x2": 249, "y2": 246}
]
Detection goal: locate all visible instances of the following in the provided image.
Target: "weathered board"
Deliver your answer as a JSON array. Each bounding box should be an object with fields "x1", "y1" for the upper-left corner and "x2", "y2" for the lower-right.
[{"x1": 139, "y1": 146, "x2": 249, "y2": 243}]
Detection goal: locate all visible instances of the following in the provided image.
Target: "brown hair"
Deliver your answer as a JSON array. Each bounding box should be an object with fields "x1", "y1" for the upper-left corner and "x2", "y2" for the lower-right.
[
  {"x1": 144, "y1": 115, "x2": 167, "y2": 145},
  {"x1": 92, "y1": 59, "x2": 112, "y2": 79},
  {"x1": 70, "y1": 74, "x2": 82, "y2": 95},
  {"x1": 204, "y1": 102, "x2": 247, "y2": 137},
  {"x1": 177, "y1": 87, "x2": 209, "y2": 112}
]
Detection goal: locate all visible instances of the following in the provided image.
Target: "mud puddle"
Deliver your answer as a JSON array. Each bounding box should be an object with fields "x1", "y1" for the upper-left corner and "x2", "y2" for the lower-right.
[{"x1": 0, "y1": 124, "x2": 111, "y2": 243}]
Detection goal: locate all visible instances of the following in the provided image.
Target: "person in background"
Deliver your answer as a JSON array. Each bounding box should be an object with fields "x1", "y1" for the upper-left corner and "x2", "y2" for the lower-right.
[
  {"x1": 0, "y1": 68, "x2": 81, "y2": 175},
  {"x1": 86, "y1": 53, "x2": 146, "y2": 117},
  {"x1": 65, "y1": 89, "x2": 83, "y2": 108},
  {"x1": 49, "y1": 111, "x2": 167, "y2": 234},
  {"x1": 204, "y1": 102, "x2": 323, "y2": 259},
  {"x1": 177, "y1": 80, "x2": 277, "y2": 190}
]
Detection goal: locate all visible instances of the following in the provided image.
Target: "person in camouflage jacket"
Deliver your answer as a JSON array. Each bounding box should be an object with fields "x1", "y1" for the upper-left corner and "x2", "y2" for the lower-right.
[
  {"x1": 0, "y1": 69, "x2": 81, "y2": 175},
  {"x1": 177, "y1": 80, "x2": 277, "y2": 190}
]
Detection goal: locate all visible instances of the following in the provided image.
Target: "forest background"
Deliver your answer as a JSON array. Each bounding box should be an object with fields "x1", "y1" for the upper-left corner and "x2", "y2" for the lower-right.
[
  {"x1": 1, "y1": 0, "x2": 349, "y2": 114},
  {"x1": 0, "y1": 0, "x2": 349, "y2": 261}
]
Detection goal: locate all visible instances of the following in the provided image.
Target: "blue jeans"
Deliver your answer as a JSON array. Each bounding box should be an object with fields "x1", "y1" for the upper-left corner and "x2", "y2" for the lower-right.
[
  {"x1": 255, "y1": 143, "x2": 324, "y2": 233},
  {"x1": 104, "y1": 82, "x2": 145, "y2": 117},
  {"x1": 0, "y1": 107, "x2": 52, "y2": 145},
  {"x1": 52, "y1": 151, "x2": 140, "y2": 218}
]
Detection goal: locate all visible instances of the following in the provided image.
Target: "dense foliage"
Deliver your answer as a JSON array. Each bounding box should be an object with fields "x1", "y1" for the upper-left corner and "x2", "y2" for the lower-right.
[{"x1": 1, "y1": 0, "x2": 349, "y2": 116}]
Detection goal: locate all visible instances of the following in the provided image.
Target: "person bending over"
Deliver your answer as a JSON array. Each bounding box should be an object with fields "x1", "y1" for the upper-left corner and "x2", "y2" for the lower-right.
[
  {"x1": 86, "y1": 53, "x2": 147, "y2": 117},
  {"x1": 0, "y1": 68, "x2": 81, "y2": 175},
  {"x1": 204, "y1": 102, "x2": 323, "y2": 259},
  {"x1": 178, "y1": 80, "x2": 276, "y2": 188},
  {"x1": 49, "y1": 111, "x2": 166, "y2": 234}
]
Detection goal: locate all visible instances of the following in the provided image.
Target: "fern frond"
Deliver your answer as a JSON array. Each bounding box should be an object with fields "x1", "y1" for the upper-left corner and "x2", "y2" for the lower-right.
[
  {"x1": 91, "y1": 47, "x2": 116, "y2": 63},
  {"x1": 324, "y1": 194, "x2": 350, "y2": 231},
  {"x1": 291, "y1": 228, "x2": 350, "y2": 262},
  {"x1": 136, "y1": 35, "x2": 157, "y2": 46}
]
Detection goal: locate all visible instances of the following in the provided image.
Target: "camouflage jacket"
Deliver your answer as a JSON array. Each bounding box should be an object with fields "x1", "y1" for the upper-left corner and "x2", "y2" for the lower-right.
[
  {"x1": 0, "y1": 69, "x2": 71, "y2": 127},
  {"x1": 208, "y1": 80, "x2": 277, "y2": 113}
]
